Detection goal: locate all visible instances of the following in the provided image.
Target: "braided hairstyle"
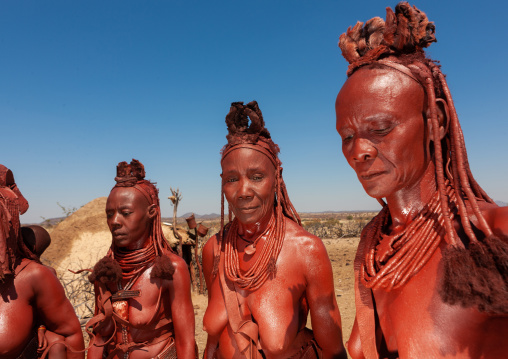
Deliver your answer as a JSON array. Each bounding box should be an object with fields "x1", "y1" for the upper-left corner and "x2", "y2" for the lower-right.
[
  {"x1": 338, "y1": 2, "x2": 507, "y2": 313},
  {"x1": 89, "y1": 159, "x2": 174, "y2": 285},
  {"x1": 0, "y1": 165, "x2": 37, "y2": 281},
  {"x1": 214, "y1": 101, "x2": 301, "y2": 286}
]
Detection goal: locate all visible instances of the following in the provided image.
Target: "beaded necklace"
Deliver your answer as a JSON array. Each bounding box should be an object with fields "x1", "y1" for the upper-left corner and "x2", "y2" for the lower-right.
[
  {"x1": 224, "y1": 210, "x2": 284, "y2": 291},
  {"x1": 361, "y1": 183, "x2": 456, "y2": 291}
]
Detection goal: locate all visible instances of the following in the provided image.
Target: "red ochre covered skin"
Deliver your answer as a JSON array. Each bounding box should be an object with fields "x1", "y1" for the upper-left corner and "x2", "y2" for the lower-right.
[
  {"x1": 87, "y1": 160, "x2": 196, "y2": 359},
  {"x1": 202, "y1": 101, "x2": 347, "y2": 359},
  {"x1": 0, "y1": 165, "x2": 84, "y2": 359},
  {"x1": 335, "y1": 2, "x2": 508, "y2": 358}
]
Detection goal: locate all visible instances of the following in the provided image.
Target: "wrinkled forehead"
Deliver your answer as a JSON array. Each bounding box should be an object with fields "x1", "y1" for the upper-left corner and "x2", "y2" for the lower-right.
[
  {"x1": 349, "y1": 66, "x2": 422, "y2": 95},
  {"x1": 221, "y1": 146, "x2": 276, "y2": 173},
  {"x1": 336, "y1": 67, "x2": 425, "y2": 116}
]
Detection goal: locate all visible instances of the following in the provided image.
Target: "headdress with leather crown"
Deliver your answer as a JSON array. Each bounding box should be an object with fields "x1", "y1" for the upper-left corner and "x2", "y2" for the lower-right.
[
  {"x1": 215, "y1": 101, "x2": 301, "y2": 290},
  {"x1": 89, "y1": 159, "x2": 174, "y2": 286}
]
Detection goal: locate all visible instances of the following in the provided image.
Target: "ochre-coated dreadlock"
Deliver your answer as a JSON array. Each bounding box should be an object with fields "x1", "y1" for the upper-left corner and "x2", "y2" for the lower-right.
[
  {"x1": 339, "y1": 2, "x2": 508, "y2": 313},
  {"x1": 0, "y1": 165, "x2": 38, "y2": 281},
  {"x1": 214, "y1": 101, "x2": 301, "y2": 290}
]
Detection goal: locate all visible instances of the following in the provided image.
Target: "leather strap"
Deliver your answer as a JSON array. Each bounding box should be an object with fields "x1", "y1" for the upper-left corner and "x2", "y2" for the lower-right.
[
  {"x1": 216, "y1": 238, "x2": 262, "y2": 359},
  {"x1": 112, "y1": 289, "x2": 141, "y2": 301}
]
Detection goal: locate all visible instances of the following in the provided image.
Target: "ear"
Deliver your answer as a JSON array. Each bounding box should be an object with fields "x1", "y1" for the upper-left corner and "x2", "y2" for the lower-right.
[
  {"x1": 427, "y1": 98, "x2": 449, "y2": 141},
  {"x1": 147, "y1": 204, "x2": 157, "y2": 220}
]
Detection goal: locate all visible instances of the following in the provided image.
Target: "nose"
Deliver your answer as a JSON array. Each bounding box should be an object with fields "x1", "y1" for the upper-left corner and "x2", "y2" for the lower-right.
[
  {"x1": 352, "y1": 138, "x2": 377, "y2": 162},
  {"x1": 109, "y1": 212, "x2": 121, "y2": 229},
  {"x1": 237, "y1": 177, "x2": 253, "y2": 200}
]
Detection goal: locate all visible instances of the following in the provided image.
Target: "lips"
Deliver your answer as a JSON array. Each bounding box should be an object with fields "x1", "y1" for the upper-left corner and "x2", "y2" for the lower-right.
[
  {"x1": 359, "y1": 171, "x2": 386, "y2": 180},
  {"x1": 238, "y1": 207, "x2": 259, "y2": 213}
]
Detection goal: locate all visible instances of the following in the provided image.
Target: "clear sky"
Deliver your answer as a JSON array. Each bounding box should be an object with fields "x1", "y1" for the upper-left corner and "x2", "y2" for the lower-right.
[{"x1": 1, "y1": 0, "x2": 507, "y2": 224}]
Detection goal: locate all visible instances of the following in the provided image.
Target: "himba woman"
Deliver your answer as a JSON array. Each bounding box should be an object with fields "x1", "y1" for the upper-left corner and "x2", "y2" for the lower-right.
[
  {"x1": 334, "y1": 3, "x2": 508, "y2": 358},
  {"x1": 0, "y1": 164, "x2": 85, "y2": 359},
  {"x1": 86, "y1": 159, "x2": 196, "y2": 359},
  {"x1": 203, "y1": 101, "x2": 347, "y2": 359}
]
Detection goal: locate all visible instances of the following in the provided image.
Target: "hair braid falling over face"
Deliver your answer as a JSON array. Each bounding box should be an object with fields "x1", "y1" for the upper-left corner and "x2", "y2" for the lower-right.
[
  {"x1": 214, "y1": 101, "x2": 301, "y2": 290},
  {"x1": 338, "y1": 2, "x2": 508, "y2": 313}
]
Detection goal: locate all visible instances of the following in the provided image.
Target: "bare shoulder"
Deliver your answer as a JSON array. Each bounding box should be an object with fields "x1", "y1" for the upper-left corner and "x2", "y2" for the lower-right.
[
  {"x1": 165, "y1": 250, "x2": 190, "y2": 278},
  {"x1": 283, "y1": 217, "x2": 329, "y2": 262},
  {"x1": 479, "y1": 203, "x2": 508, "y2": 239},
  {"x1": 22, "y1": 260, "x2": 58, "y2": 283},
  {"x1": 19, "y1": 260, "x2": 68, "y2": 303},
  {"x1": 203, "y1": 233, "x2": 219, "y2": 259},
  {"x1": 159, "y1": 251, "x2": 192, "y2": 296}
]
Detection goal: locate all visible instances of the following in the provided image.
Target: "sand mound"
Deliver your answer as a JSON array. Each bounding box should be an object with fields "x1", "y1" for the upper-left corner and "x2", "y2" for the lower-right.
[
  {"x1": 42, "y1": 197, "x2": 191, "y2": 277},
  {"x1": 42, "y1": 197, "x2": 109, "y2": 274}
]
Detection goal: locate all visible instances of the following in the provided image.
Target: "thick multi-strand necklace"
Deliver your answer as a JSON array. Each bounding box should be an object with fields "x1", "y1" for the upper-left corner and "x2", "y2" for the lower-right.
[
  {"x1": 113, "y1": 241, "x2": 156, "y2": 281},
  {"x1": 111, "y1": 242, "x2": 156, "y2": 358},
  {"x1": 224, "y1": 212, "x2": 284, "y2": 291},
  {"x1": 361, "y1": 184, "x2": 456, "y2": 291}
]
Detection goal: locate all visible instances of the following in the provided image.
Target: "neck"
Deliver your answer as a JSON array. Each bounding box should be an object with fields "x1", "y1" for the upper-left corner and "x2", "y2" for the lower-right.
[
  {"x1": 384, "y1": 161, "x2": 437, "y2": 234},
  {"x1": 236, "y1": 209, "x2": 274, "y2": 242}
]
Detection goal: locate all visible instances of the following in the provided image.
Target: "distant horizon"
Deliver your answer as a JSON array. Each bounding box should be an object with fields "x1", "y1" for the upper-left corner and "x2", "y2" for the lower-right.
[{"x1": 21, "y1": 200, "x2": 508, "y2": 226}]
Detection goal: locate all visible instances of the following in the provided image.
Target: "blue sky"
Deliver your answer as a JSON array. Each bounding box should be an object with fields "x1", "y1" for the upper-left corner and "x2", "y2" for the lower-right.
[{"x1": 1, "y1": 1, "x2": 507, "y2": 223}]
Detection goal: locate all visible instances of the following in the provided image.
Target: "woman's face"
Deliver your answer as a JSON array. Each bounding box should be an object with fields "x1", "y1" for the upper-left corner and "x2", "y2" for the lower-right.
[
  {"x1": 106, "y1": 187, "x2": 154, "y2": 250},
  {"x1": 221, "y1": 148, "x2": 276, "y2": 225},
  {"x1": 335, "y1": 67, "x2": 431, "y2": 199}
]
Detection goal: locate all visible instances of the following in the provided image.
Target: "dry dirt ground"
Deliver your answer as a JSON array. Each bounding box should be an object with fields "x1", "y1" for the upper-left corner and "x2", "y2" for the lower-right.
[{"x1": 191, "y1": 237, "x2": 359, "y2": 357}]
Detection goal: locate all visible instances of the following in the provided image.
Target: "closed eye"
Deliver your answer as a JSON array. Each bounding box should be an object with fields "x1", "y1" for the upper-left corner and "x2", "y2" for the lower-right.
[
  {"x1": 342, "y1": 134, "x2": 354, "y2": 143},
  {"x1": 371, "y1": 127, "x2": 392, "y2": 135}
]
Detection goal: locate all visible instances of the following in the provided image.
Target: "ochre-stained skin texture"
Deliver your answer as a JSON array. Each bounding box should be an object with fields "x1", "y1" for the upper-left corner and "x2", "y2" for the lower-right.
[
  {"x1": 203, "y1": 101, "x2": 347, "y2": 359},
  {"x1": 335, "y1": 3, "x2": 508, "y2": 358},
  {"x1": 87, "y1": 160, "x2": 196, "y2": 359},
  {"x1": 0, "y1": 166, "x2": 84, "y2": 359},
  {"x1": 335, "y1": 60, "x2": 508, "y2": 359}
]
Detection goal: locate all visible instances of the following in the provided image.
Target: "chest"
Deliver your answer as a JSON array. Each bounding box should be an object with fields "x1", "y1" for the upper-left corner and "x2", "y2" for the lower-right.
[
  {"x1": 371, "y1": 246, "x2": 507, "y2": 358},
  {"x1": 204, "y1": 246, "x2": 307, "y2": 339},
  {"x1": 111, "y1": 271, "x2": 167, "y2": 329}
]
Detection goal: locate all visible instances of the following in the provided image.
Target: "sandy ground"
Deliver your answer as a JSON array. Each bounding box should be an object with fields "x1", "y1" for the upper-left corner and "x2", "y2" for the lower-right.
[{"x1": 191, "y1": 237, "x2": 359, "y2": 357}]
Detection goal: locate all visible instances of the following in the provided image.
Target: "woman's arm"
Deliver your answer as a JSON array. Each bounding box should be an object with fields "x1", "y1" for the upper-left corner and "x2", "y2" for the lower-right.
[
  {"x1": 31, "y1": 264, "x2": 85, "y2": 359},
  {"x1": 202, "y1": 236, "x2": 220, "y2": 359},
  {"x1": 303, "y1": 235, "x2": 347, "y2": 359},
  {"x1": 168, "y1": 255, "x2": 196, "y2": 359}
]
